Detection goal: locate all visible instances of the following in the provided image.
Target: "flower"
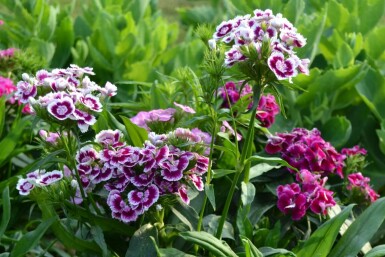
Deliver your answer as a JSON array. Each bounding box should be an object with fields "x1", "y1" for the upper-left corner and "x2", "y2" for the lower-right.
[
  {"x1": 15, "y1": 65, "x2": 116, "y2": 132},
  {"x1": 211, "y1": 9, "x2": 309, "y2": 83},
  {"x1": 266, "y1": 128, "x2": 345, "y2": 177},
  {"x1": 0, "y1": 48, "x2": 16, "y2": 58},
  {"x1": 16, "y1": 170, "x2": 64, "y2": 195},
  {"x1": 174, "y1": 102, "x2": 196, "y2": 114},
  {"x1": 347, "y1": 172, "x2": 379, "y2": 202},
  {"x1": 0, "y1": 76, "x2": 17, "y2": 103},
  {"x1": 256, "y1": 94, "x2": 280, "y2": 128},
  {"x1": 130, "y1": 108, "x2": 176, "y2": 131},
  {"x1": 73, "y1": 128, "x2": 210, "y2": 223}
]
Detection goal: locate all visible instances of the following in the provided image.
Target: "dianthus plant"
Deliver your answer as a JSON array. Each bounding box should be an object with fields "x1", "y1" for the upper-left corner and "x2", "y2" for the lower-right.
[
  {"x1": 16, "y1": 64, "x2": 117, "y2": 133},
  {"x1": 208, "y1": 9, "x2": 309, "y2": 238}
]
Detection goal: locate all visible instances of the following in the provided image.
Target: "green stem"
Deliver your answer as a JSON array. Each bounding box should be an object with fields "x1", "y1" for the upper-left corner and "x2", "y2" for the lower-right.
[{"x1": 215, "y1": 99, "x2": 259, "y2": 239}]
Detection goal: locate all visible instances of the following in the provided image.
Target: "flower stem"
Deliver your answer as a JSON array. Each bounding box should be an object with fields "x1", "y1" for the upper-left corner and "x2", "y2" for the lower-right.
[{"x1": 215, "y1": 107, "x2": 258, "y2": 239}]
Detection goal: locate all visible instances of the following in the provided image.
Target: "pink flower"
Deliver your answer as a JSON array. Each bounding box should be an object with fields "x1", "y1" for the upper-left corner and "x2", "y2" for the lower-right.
[
  {"x1": 39, "y1": 130, "x2": 60, "y2": 145},
  {"x1": 341, "y1": 145, "x2": 367, "y2": 156},
  {"x1": 174, "y1": 102, "x2": 196, "y2": 114},
  {"x1": 0, "y1": 76, "x2": 17, "y2": 103},
  {"x1": 130, "y1": 108, "x2": 176, "y2": 131},
  {"x1": 0, "y1": 48, "x2": 16, "y2": 58}
]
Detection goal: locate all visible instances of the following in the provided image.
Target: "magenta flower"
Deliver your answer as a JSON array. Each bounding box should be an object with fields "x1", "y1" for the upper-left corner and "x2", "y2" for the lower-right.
[
  {"x1": 0, "y1": 48, "x2": 16, "y2": 58},
  {"x1": 224, "y1": 45, "x2": 247, "y2": 67},
  {"x1": 127, "y1": 185, "x2": 160, "y2": 213},
  {"x1": 341, "y1": 145, "x2": 367, "y2": 156},
  {"x1": 16, "y1": 169, "x2": 64, "y2": 195},
  {"x1": 266, "y1": 128, "x2": 345, "y2": 177},
  {"x1": 39, "y1": 130, "x2": 60, "y2": 145},
  {"x1": 95, "y1": 129, "x2": 124, "y2": 148},
  {"x1": 268, "y1": 52, "x2": 298, "y2": 82},
  {"x1": 277, "y1": 183, "x2": 307, "y2": 220},
  {"x1": 256, "y1": 94, "x2": 280, "y2": 128},
  {"x1": 347, "y1": 172, "x2": 379, "y2": 202}
]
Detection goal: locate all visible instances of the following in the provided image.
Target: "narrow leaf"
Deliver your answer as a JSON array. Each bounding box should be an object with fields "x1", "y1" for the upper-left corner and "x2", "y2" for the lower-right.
[
  {"x1": 10, "y1": 218, "x2": 55, "y2": 257},
  {"x1": 180, "y1": 231, "x2": 238, "y2": 257},
  {"x1": 205, "y1": 184, "x2": 216, "y2": 211},
  {"x1": 295, "y1": 204, "x2": 354, "y2": 257},
  {"x1": 329, "y1": 198, "x2": 385, "y2": 257},
  {"x1": 365, "y1": 245, "x2": 385, "y2": 257},
  {"x1": 0, "y1": 186, "x2": 11, "y2": 238},
  {"x1": 240, "y1": 235, "x2": 263, "y2": 257}
]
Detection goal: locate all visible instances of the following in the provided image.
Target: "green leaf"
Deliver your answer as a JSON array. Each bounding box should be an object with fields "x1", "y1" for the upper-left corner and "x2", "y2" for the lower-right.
[
  {"x1": 0, "y1": 186, "x2": 10, "y2": 239},
  {"x1": 364, "y1": 27, "x2": 385, "y2": 60},
  {"x1": 129, "y1": 0, "x2": 150, "y2": 23},
  {"x1": 241, "y1": 182, "x2": 255, "y2": 206},
  {"x1": 356, "y1": 67, "x2": 385, "y2": 120},
  {"x1": 120, "y1": 115, "x2": 148, "y2": 147},
  {"x1": 240, "y1": 235, "x2": 263, "y2": 257},
  {"x1": 157, "y1": 248, "x2": 195, "y2": 257},
  {"x1": 205, "y1": 184, "x2": 216, "y2": 211},
  {"x1": 259, "y1": 247, "x2": 297, "y2": 257},
  {"x1": 295, "y1": 204, "x2": 354, "y2": 257},
  {"x1": 125, "y1": 224, "x2": 158, "y2": 257},
  {"x1": 10, "y1": 217, "x2": 55, "y2": 257},
  {"x1": 320, "y1": 116, "x2": 352, "y2": 148},
  {"x1": 329, "y1": 198, "x2": 385, "y2": 257},
  {"x1": 212, "y1": 169, "x2": 236, "y2": 179},
  {"x1": 170, "y1": 202, "x2": 199, "y2": 231},
  {"x1": 51, "y1": 16, "x2": 74, "y2": 67},
  {"x1": 246, "y1": 155, "x2": 297, "y2": 172},
  {"x1": 249, "y1": 163, "x2": 281, "y2": 180},
  {"x1": 90, "y1": 226, "x2": 109, "y2": 257},
  {"x1": 333, "y1": 42, "x2": 354, "y2": 69},
  {"x1": 203, "y1": 214, "x2": 234, "y2": 240},
  {"x1": 179, "y1": 231, "x2": 238, "y2": 257},
  {"x1": 0, "y1": 118, "x2": 29, "y2": 167},
  {"x1": 0, "y1": 97, "x2": 6, "y2": 138},
  {"x1": 364, "y1": 245, "x2": 385, "y2": 257}
]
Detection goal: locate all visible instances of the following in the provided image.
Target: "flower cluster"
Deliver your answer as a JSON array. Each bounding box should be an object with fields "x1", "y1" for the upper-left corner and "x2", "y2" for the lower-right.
[
  {"x1": 15, "y1": 65, "x2": 117, "y2": 132},
  {"x1": 0, "y1": 76, "x2": 17, "y2": 103},
  {"x1": 277, "y1": 169, "x2": 335, "y2": 220},
  {"x1": 130, "y1": 102, "x2": 196, "y2": 133},
  {"x1": 218, "y1": 81, "x2": 280, "y2": 128},
  {"x1": 16, "y1": 169, "x2": 64, "y2": 195},
  {"x1": 266, "y1": 128, "x2": 345, "y2": 177},
  {"x1": 74, "y1": 129, "x2": 209, "y2": 223},
  {"x1": 211, "y1": 9, "x2": 309, "y2": 82},
  {"x1": 341, "y1": 145, "x2": 368, "y2": 175},
  {"x1": 0, "y1": 48, "x2": 16, "y2": 59},
  {"x1": 347, "y1": 172, "x2": 379, "y2": 202}
]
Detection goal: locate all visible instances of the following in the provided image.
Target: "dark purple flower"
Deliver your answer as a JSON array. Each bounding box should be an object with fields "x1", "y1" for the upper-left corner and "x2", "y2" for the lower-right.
[
  {"x1": 127, "y1": 185, "x2": 160, "y2": 211},
  {"x1": 224, "y1": 46, "x2": 247, "y2": 67},
  {"x1": 214, "y1": 21, "x2": 234, "y2": 39},
  {"x1": 268, "y1": 52, "x2": 298, "y2": 81},
  {"x1": 76, "y1": 145, "x2": 99, "y2": 164},
  {"x1": 95, "y1": 129, "x2": 124, "y2": 148},
  {"x1": 277, "y1": 183, "x2": 307, "y2": 220},
  {"x1": 47, "y1": 97, "x2": 75, "y2": 120},
  {"x1": 16, "y1": 81, "x2": 37, "y2": 103}
]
